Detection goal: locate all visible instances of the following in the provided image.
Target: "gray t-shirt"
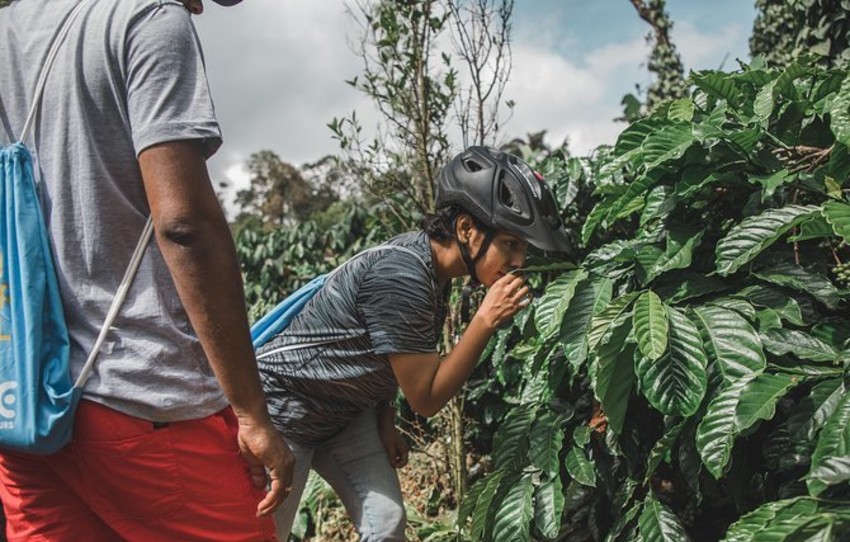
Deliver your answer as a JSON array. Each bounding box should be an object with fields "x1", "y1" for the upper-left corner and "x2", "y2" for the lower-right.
[
  {"x1": 0, "y1": 0, "x2": 228, "y2": 421},
  {"x1": 258, "y1": 232, "x2": 448, "y2": 447}
]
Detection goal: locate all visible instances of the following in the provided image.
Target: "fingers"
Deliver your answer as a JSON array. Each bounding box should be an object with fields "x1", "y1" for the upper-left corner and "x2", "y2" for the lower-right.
[
  {"x1": 397, "y1": 440, "x2": 410, "y2": 468},
  {"x1": 256, "y1": 455, "x2": 295, "y2": 517},
  {"x1": 256, "y1": 478, "x2": 284, "y2": 518}
]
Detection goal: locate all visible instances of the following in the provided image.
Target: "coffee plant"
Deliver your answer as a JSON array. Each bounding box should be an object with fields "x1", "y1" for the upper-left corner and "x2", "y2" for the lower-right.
[{"x1": 461, "y1": 56, "x2": 850, "y2": 541}]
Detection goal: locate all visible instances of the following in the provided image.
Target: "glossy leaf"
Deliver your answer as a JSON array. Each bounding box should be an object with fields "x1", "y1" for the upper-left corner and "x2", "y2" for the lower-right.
[
  {"x1": 721, "y1": 498, "x2": 818, "y2": 542},
  {"x1": 760, "y1": 328, "x2": 838, "y2": 363},
  {"x1": 697, "y1": 375, "x2": 756, "y2": 479},
  {"x1": 588, "y1": 293, "x2": 638, "y2": 352},
  {"x1": 640, "y1": 227, "x2": 705, "y2": 284},
  {"x1": 830, "y1": 72, "x2": 850, "y2": 147},
  {"x1": 635, "y1": 306, "x2": 707, "y2": 417},
  {"x1": 633, "y1": 291, "x2": 669, "y2": 361},
  {"x1": 469, "y1": 470, "x2": 504, "y2": 540},
  {"x1": 638, "y1": 493, "x2": 691, "y2": 542},
  {"x1": 492, "y1": 473, "x2": 534, "y2": 542},
  {"x1": 565, "y1": 446, "x2": 597, "y2": 487},
  {"x1": 535, "y1": 270, "x2": 588, "y2": 339},
  {"x1": 715, "y1": 205, "x2": 821, "y2": 276},
  {"x1": 529, "y1": 409, "x2": 565, "y2": 477},
  {"x1": 822, "y1": 200, "x2": 850, "y2": 244},
  {"x1": 493, "y1": 404, "x2": 536, "y2": 469},
  {"x1": 594, "y1": 321, "x2": 635, "y2": 435},
  {"x1": 692, "y1": 305, "x2": 766, "y2": 382},
  {"x1": 753, "y1": 262, "x2": 840, "y2": 309},
  {"x1": 808, "y1": 390, "x2": 850, "y2": 495},
  {"x1": 561, "y1": 277, "x2": 613, "y2": 370},
  {"x1": 735, "y1": 373, "x2": 799, "y2": 433},
  {"x1": 534, "y1": 476, "x2": 565, "y2": 540}
]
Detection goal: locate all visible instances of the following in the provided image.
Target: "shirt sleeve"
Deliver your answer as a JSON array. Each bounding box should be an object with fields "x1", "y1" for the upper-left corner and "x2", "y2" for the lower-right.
[
  {"x1": 357, "y1": 251, "x2": 441, "y2": 355},
  {"x1": 124, "y1": 1, "x2": 222, "y2": 158}
]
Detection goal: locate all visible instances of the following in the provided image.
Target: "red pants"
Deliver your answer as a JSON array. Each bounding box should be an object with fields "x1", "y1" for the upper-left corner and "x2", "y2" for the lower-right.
[{"x1": 0, "y1": 400, "x2": 276, "y2": 541}]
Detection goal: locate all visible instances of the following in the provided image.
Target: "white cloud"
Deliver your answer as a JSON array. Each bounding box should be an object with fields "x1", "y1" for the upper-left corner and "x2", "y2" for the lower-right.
[{"x1": 503, "y1": 36, "x2": 649, "y2": 154}]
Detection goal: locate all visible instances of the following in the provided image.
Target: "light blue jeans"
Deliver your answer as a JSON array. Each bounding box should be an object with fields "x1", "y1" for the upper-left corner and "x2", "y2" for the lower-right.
[{"x1": 274, "y1": 408, "x2": 406, "y2": 541}]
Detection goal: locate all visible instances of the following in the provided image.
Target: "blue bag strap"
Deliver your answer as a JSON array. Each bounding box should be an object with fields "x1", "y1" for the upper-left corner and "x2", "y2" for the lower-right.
[
  {"x1": 254, "y1": 244, "x2": 431, "y2": 359},
  {"x1": 13, "y1": 0, "x2": 154, "y2": 389}
]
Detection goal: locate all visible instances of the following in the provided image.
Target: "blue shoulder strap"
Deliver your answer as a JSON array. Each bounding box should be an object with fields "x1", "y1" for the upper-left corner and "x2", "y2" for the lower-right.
[{"x1": 251, "y1": 244, "x2": 429, "y2": 354}]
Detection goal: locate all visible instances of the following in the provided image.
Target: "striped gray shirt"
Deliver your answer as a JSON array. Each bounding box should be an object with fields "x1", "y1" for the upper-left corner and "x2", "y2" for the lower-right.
[{"x1": 258, "y1": 232, "x2": 448, "y2": 447}]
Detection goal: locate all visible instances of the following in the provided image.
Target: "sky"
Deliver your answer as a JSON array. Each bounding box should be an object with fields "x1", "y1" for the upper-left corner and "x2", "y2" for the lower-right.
[{"x1": 194, "y1": 0, "x2": 758, "y2": 211}]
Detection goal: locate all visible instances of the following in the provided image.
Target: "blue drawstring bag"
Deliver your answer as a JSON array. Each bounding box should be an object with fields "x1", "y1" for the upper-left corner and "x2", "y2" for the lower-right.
[
  {"x1": 0, "y1": 0, "x2": 151, "y2": 454},
  {"x1": 0, "y1": 144, "x2": 77, "y2": 453}
]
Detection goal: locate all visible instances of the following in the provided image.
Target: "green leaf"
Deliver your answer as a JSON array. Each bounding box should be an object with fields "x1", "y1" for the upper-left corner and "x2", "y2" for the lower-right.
[
  {"x1": 736, "y1": 373, "x2": 799, "y2": 433},
  {"x1": 638, "y1": 493, "x2": 691, "y2": 542},
  {"x1": 822, "y1": 200, "x2": 850, "y2": 244},
  {"x1": 468, "y1": 470, "x2": 504, "y2": 540},
  {"x1": 692, "y1": 71, "x2": 741, "y2": 107},
  {"x1": 635, "y1": 307, "x2": 707, "y2": 417},
  {"x1": 656, "y1": 272, "x2": 730, "y2": 303},
  {"x1": 716, "y1": 205, "x2": 821, "y2": 276},
  {"x1": 753, "y1": 262, "x2": 841, "y2": 309},
  {"x1": 754, "y1": 79, "x2": 777, "y2": 120},
  {"x1": 565, "y1": 446, "x2": 597, "y2": 487},
  {"x1": 492, "y1": 473, "x2": 534, "y2": 542},
  {"x1": 697, "y1": 375, "x2": 756, "y2": 478},
  {"x1": 633, "y1": 291, "x2": 669, "y2": 360},
  {"x1": 808, "y1": 391, "x2": 850, "y2": 495},
  {"x1": 642, "y1": 123, "x2": 696, "y2": 170},
  {"x1": 748, "y1": 169, "x2": 792, "y2": 201},
  {"x1": 493, "y1": 405, "x2": 537, "y2": 469},
  {"x1": 808, "y1": 455, "x2": 850, "y2": 489},
  {"x1": 830, "y1": 72, "x2": 850, "y2": 147},
  {"x1": 734, "y1": 285, "x2": 804, "y2": 326},
  {"x1": 640, "y1": 227, "x2": 705, "y2": 284},
  {"x1": 561, "y1": 277, "x2": 613, "y2": 370},
  {"x1": 535, "y1": 270, "x2": 588, "y2": 339},
  {"x1": 788, "y1": 215, "x2": 835, "y2": 242},
  {"x1": 668, "y1": 99, "x2": 695, "y2": 122},
  {"x1": 588, "y1": 293, "x2": 639, "y2": 352},
  {"x1": 534, "y1": 476, "x2": 565, "y2": 540},
  {"x1": 529, "y1": 410, "x2": 565, "y2": 477},
  {"x1": 761, "y1": 328, "x2": 838, "y2": 363},
  {"x1": 721, "y1": 498, "x2": 818, "y2": 542},
  {"x1": 641, "y1": 185, "x2": 675, "y2": 226},
  {"x1": 594, "y1": 321, "x2": 635, "y2": 435},
  {"x1": 645, "y1": 420, "x2": 686, "y2": 483},
  {"x1": 692, "y1": 305, "x2": 766, "y2": 382}
]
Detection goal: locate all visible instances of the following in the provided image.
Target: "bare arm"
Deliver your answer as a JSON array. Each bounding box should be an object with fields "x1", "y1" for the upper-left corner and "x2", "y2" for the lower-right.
[
  {"x1": 389, "y1": 273, "x2": 529, "y2": 417},
  {"x1": 138, "y1": 140, "x2": 293, "y2": 517}
]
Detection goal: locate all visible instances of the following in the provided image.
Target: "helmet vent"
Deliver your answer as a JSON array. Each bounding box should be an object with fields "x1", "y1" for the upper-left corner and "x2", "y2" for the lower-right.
[
  {"x1": 463, "y1": 159, "x2": 484, "y2": 172},
  {"x1": 499, "y1": 174, "x2": 520, "y2": 211}
]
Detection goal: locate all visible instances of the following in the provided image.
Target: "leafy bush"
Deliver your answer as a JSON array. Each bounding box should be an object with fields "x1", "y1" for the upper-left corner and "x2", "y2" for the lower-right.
[{"x1": 462, "y1": 56, "x2": 850, "y2": 541}]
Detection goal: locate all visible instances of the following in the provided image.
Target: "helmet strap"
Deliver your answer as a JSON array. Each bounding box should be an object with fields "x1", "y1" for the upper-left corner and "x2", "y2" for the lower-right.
[{"x1": 458, "y1": 227, "x2": 495, "y2": 286}]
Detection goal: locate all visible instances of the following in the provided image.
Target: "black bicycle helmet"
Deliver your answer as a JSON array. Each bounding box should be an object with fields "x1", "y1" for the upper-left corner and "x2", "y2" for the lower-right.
[{"x1": 435, "y1": 146, "x2": 570, "y2": 253}]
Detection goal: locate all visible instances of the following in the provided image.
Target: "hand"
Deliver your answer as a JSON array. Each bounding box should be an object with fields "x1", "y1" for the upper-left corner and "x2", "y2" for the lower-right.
[
  {"x1": 378, "y1": 422, "x2": 410, "y2": 468},
  {"x1": 377, "y1": 403, "x2": 409, "y2": 468},
  {"x1": 236, "y1": 415, "x2": 296, "y2": 517},
  {"x1": 476, "y1": 273, "x2": 530, "y2": 330}
]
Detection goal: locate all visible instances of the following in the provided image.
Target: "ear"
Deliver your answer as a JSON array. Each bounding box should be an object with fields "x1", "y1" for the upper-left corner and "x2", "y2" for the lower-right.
[{"x1": 454, "y1": 214, "x2": 476, "y2": 243}]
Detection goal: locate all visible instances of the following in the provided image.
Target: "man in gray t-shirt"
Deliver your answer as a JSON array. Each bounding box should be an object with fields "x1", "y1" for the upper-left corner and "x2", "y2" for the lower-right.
[{"x1": 0, "y1": 0, "x2": 293, "y2": 539}]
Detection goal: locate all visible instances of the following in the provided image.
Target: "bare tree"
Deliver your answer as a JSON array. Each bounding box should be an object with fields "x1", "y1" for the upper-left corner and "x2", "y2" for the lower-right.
[{"x1": 447, "y1": 0, "x2": 514, "y2": 147}]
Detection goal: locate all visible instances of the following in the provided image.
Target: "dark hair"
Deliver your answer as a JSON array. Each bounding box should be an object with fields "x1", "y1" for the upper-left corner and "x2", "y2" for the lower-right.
[{"x1": 421, "y1": 205, "x2": 490, "y2": 241}]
